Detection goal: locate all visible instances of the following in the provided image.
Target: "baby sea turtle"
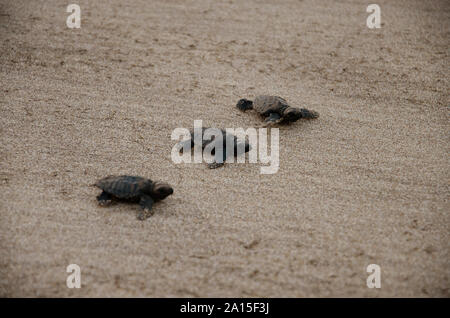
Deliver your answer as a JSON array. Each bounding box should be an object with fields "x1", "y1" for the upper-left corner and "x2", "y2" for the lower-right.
[
  {"x1": 236, "y1": 95, "x2": 319, "y2": 126},
  {"x1": 177, "y1": 127, "x2": 251, "y2": 169},
  {"x1": 95, "y1": 175, "x2": 173, "y2": 220}
]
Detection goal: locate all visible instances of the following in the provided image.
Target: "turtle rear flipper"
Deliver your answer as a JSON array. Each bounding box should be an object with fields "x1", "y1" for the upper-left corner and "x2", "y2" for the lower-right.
[{"x1": 261, "y1": 113, "x2": 283, "y2": 127}]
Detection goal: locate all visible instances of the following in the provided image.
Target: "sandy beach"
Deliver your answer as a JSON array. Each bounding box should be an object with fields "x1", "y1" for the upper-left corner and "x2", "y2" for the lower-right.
[{"x1": 0, "y1": 0, "x2": 448, "y2": 297}]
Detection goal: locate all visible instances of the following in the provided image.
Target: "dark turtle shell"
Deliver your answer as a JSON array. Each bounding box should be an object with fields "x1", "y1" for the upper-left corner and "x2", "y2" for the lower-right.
[
  {"x1": 95, "y1": 175, "x2": 153, "y2": 199},
  {"x1": 253, "y1": 95, "x2": 290, "y2": 116},
  {"x1": 187, "y1": 127, "x2": 249, "y2": 150}
]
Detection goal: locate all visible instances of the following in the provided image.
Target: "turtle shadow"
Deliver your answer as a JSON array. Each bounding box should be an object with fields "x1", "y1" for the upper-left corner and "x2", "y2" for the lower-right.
[
  {"x1": 95, "y1": 198, "x2": 173, "y2": 218},
  {"x1": 257, "y1": 119, "x2": 318, "y2": 129}
]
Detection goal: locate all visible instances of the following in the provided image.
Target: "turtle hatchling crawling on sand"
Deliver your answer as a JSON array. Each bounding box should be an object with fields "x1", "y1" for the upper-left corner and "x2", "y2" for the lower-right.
[
  {"x1": 95, "y1": 175, "x2": 173, "y2": 220},
  {"x1": 236, "y1": 95, "x2": 319, "y2": 126},
  {"x1": 177, "y1": 127, "x2": 251, "y2": 169}
]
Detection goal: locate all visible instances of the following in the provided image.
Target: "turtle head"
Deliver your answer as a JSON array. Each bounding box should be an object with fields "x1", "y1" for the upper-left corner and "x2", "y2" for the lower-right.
[
  {"x1": 236, "y1": 99, "x2": 253, "y2": 111},
  {"x1": 150, "y1": 182, "x2": 174, "y2": 201},
  {"x1": 283, "y1": 107, "x2": 303, "y2": 122}
]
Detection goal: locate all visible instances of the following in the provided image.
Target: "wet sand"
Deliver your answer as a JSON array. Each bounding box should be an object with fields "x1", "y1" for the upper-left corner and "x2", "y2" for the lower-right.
[{"x1": 0, "y1": 0, "x2": 448, "y2": 297}]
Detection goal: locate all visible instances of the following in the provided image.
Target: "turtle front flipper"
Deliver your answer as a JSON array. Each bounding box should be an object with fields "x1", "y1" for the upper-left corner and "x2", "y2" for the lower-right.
[
  {"x1": 207, "y1": 144, "x2": 228, "y2": 169},
  {"x1": 97, "y1": 191, "x2": 113, "y2": 206},
  {"x1": 137, "y1": 194, "x2": 155, "y2": 220},
  {"x1": 207, "y1": 162, "x2": 225, "y2": 169},
  {"x1": 262, "y1": 113, "x2": 283, "y2": 127}
]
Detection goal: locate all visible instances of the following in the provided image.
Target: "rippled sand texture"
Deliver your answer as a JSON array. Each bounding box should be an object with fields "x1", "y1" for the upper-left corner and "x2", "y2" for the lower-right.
[{"x1": 0, "y1": 0, "x2": 448, "y2": 297}]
